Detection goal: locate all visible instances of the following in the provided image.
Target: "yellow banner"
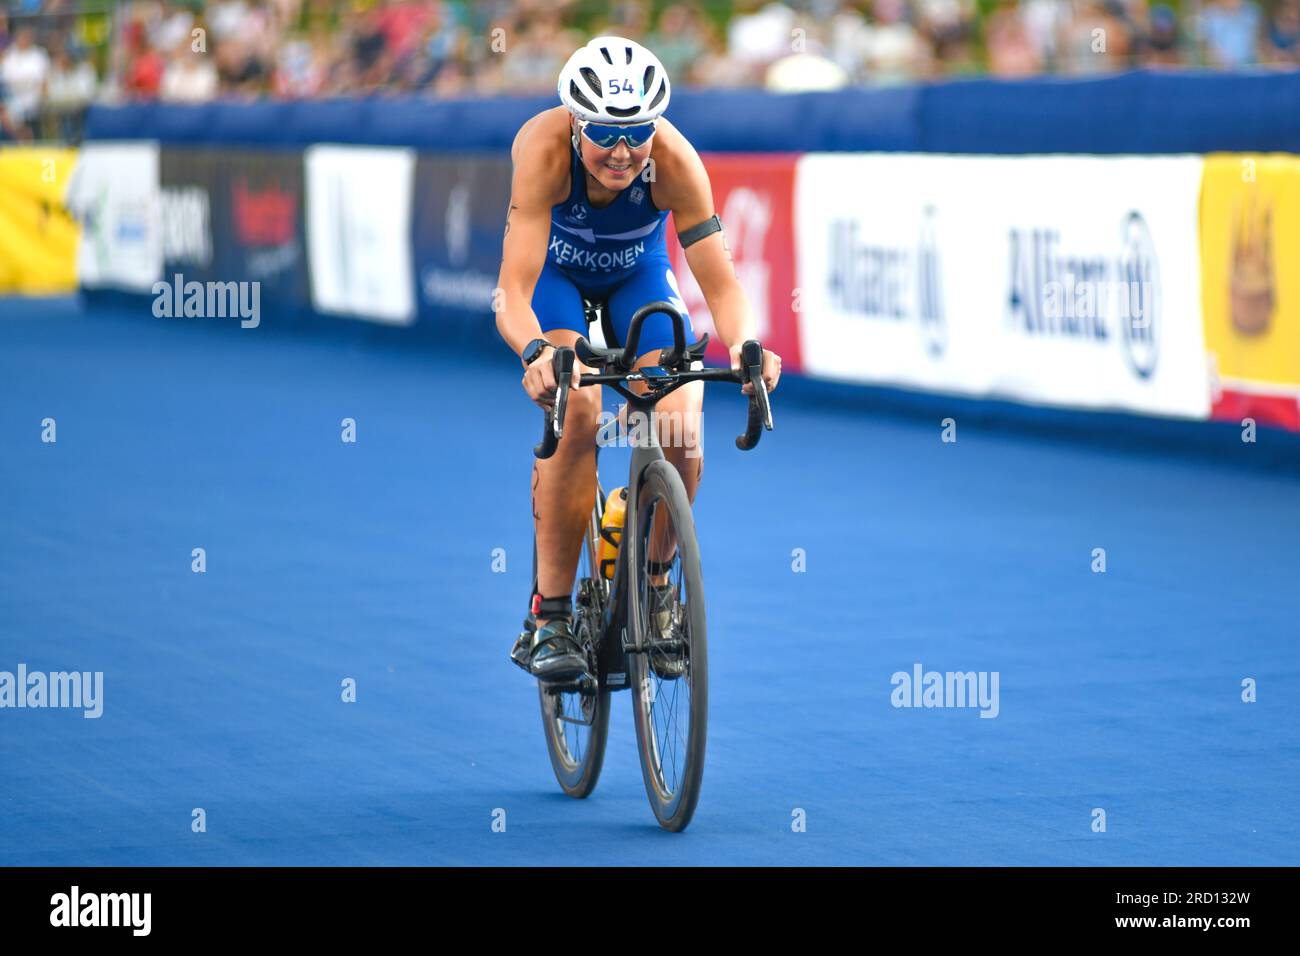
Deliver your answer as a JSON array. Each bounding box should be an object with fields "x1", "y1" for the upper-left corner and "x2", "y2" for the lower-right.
[
  {"x1": 0, "y1": 147, "x2": 80, "y2": 294},
  {"x1": 1200, "y1": 153, "x2": 1300, "y2": 389}
]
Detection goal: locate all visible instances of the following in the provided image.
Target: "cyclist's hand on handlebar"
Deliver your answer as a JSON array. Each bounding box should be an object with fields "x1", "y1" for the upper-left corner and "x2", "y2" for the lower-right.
[
  {"x1": 522, "y1": 345, "x2": 595, "y2": 410},
  {"x1": 522, "y1": 345, "x2": 579, "y2": 410},
  {"x1": 729, "y1": 343, "x2": 781, "y2": 395}
]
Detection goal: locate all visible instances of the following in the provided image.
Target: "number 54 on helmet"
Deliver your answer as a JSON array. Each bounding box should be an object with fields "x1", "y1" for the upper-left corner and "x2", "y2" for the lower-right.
[{"x1": 557, "y1": 36, "x2": 671, "y2": 126}]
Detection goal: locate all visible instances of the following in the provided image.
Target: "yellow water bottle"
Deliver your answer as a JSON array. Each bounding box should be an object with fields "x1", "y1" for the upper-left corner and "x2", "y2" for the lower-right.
[{"x1": 598, "y1": 487, "x2": 628, "y2": 580}]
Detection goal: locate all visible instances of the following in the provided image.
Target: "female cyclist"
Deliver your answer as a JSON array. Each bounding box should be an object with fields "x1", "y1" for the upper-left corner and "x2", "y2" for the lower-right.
[{"x1": 496, "y1": 36, "x2": 782, "y2": 682}]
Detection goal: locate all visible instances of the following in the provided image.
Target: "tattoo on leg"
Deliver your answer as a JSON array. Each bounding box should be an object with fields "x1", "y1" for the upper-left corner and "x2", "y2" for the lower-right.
[
  {"x1": 504, "y1": 201, "x2": 518, "y2": 239},
  {"x1": 531, "y1": 463, "x2": 541, "y2": 523}
]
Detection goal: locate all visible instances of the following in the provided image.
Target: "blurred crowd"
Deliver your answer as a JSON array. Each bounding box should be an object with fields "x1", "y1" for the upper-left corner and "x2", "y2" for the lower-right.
[{"x1": 2, "y1": 0, "x2": 1299, "y2": 140}]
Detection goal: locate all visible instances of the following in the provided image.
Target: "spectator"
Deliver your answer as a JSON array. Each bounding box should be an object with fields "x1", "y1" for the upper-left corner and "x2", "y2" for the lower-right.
[
  {"x1": 150, "y1": 2, "x2": 196, "y2": 56},
  {"x1": 916, "y1": 0, "x2": 977, "y2": 52},
  {"x1": 689, "y1": 24, "x2": 753, "y2": 87},
  {"x1": 426, "y1": 0, "x2": 470, "y2": 70},
  {"x1": 728, "y1": 0, "x2": 797, "y2": 84},
  {"x1": 207, "y1": 0, "x2": 252, "y2": 43},
  {"x1": 861, "y1": 0, "x2": 933, "y2": 84},
  {"x1": 1021, "y1": 0, "x2": 1070, "y2": 70},
  {"x1": 127, "y1": 44, "x2": 167, "y2": 98},
  {"x1": 428, "y1": 57, "x2": 471, "y2": 97},
  {"x1": 497, "y1": 11, "x2": 572, "y2": 94},
  {"x1": 161, "y1": 42, "x2": 219, "y2": 103},
  {"x1": 377, "y1": 0, "x2": 431, "y2": 62},
  {"x1": 766, "y1": 48, "x2": 851, "y2": 90},
  {"x1": 44, "y1": 47, "x2": 98, "y2": 140},
  {"x1": 1263, "y1": 0, "x2": 1300, "y2": 64},
  {"x1": 398, "y1": 3, "x2": 465, "y2": 92},
  {"x1": 828, "y1": 1, "x2": 874, "y2": 82},
  {"x1": 1143, "y1": 3, "x2": 1184, "y2": 66},
  {"x1": 644, "y1": 4, "x2": 712, "y2": 85},
  {"x1": 1109, "y1": 0, "x2": 1152, "y2": 60},
  {"x1": 1200, "y1": 0, "x2": 1263, "y2": 68},
  {"x1": 599, "y1": 0, "x2": 653, "y2": 41},
  {"x1": 349, "y1": 4, "x2": 389, "y2": 79},
  {"x1": 765, "y1": 20, "x2": 849, "y2": 89},
  {"x1": 986, "y1": 0, "x2": 1045, "y2": 75},
  {"x1": 1058, "y1": 0, "x2": 1132, "y2": 73},
  {"x1": 916, "y1": 0, "x2": 981, "y2": 74},
  {"x1": 273, "y1": 31, "x2": 328, "y2": 98},
  {"x1": 1, "y1": 0, "x2": 1291, "y2": 121},
  {"x1": 1, "y1": 28, "x2": 50, "y2": 139}
]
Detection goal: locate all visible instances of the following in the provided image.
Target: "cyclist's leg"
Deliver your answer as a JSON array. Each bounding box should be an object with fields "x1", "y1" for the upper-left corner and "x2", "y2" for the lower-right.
[
  {"x1": 530, "y1": 262, "x2": 603, "y2": 626},
  {"x1": 606, "y1": 256, "x2": 704, "y2": 585}
]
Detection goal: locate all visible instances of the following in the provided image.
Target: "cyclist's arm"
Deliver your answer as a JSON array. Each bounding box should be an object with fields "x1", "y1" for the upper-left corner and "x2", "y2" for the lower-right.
[
  {"x1": 653, "y1": 122, "x2": 757, "y2": 352},
  {"x1": 496, "y1": 117, "x2": 568, "y2": 360}
]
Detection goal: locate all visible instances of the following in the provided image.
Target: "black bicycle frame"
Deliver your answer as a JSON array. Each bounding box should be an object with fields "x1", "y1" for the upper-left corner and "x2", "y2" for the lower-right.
[
  {"x1": 594, "y1": 385, "x2": 671, "y2": 690},
  {"x1": 531, "y1": 300, "x2": 772, "y2": 692}
]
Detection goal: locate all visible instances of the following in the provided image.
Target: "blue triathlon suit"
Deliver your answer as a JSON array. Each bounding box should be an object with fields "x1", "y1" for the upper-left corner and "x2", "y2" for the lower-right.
[{"x1": 532, "y1": 148, "x2": 696, "y2": 355}]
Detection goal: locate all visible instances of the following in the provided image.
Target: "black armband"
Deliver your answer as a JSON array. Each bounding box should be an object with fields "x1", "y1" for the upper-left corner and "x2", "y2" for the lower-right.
[{"x1": 678, "y1": 214, "x2": 723, "y2": 248}]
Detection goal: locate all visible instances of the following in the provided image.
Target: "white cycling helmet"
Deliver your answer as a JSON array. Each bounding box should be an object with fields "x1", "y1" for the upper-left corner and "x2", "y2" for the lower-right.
[{"x1": 557, "y1": 36, "x2": 671, "y2": 124}]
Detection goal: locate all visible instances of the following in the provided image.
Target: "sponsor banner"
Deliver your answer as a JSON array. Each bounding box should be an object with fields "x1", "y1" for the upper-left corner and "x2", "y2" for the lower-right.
[
  {"x1": 159, "y1": 148, "x2": 309, "y2": 308},
  {"x1": 411, "y1": 153, "x2": 510, "y2": 328},
  {"x1": 65, "y1": 141, "x2": 164, "y2": 292},
  {"x1": 795, "y1": 154, "x2": 1209, "y2": 418},
  {"x1": 666, "y1": 154, "x2": 801, "y2": 371},
  {"x1": 1200, "y1": 154, "x2": 1300, "y2": 430},
  {"x1": 305, "y1": 145, "x2": 416, "y2": 324},
  {"x1": 0, "y1": 147, "x2": 80, "y2": 294}
]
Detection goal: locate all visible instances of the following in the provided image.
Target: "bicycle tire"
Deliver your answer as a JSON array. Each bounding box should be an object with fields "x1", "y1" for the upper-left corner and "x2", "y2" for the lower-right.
[
  {"x1": 628, "y1": 460, "x2": 708, "y2": 831},
  {"x1": 538, "y1": 491, "x2": 612, "y2": 798}
]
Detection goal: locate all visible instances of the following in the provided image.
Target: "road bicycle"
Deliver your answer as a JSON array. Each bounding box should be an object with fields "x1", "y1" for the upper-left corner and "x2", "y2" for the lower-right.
[{"x1": 520, "y1": 299, "x2": 772, "y2": 832}]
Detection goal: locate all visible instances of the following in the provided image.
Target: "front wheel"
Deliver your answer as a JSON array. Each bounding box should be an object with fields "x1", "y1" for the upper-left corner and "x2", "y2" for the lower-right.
[{"x1": 628, "y1": 460, "x2": 708, "y2": 831}]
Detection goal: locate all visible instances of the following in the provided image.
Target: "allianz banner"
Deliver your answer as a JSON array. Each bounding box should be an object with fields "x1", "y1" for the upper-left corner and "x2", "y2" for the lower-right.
[
  {"x1": 159, "y1": 148, "x2": 309, "y2": 310},
  {"x1": 795, "y1": 154, "x2": 1210, "y2": 419},
  {"x1": 1200, "y1": 154, "x2": 1300, "y2": 431}
]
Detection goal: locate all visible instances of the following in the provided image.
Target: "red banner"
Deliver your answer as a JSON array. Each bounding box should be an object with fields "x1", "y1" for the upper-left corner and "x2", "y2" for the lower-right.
[{"x1": 666, "y1": 153, "x2": 801, "y2": 373}]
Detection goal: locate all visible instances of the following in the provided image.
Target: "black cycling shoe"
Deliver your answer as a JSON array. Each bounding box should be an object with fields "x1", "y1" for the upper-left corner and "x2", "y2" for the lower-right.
[
  {"x1": 510, "y1": 616, "x2": 536, "y2": 673},
  {"x1": 647, "y1": 584, "x2": 687, "y2": 681},
  {"x1": 528, "y1": 619, "x2": 592, "y2": 684}
]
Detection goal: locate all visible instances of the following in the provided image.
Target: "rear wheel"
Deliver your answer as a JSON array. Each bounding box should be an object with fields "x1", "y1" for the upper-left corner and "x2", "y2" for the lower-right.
[
  {"x1": 538, "y1": 489, "x2": 611, "y2": 798},
  {"x1": 628, "y1": 460, "x2": 708, "y2": 831}
]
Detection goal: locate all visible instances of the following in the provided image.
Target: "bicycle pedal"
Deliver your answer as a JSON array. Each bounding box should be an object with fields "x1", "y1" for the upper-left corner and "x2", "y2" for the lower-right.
[
  {"x1": 510, "y1": 630, "x2": 535, "y2": 672},
  {"x1": 541, "y1": 672, "x2": 597, "y2": 695}
]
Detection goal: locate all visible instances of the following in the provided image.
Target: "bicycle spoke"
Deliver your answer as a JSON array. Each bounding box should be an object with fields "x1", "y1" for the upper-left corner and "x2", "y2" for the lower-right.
[
  {"x1": 639, "y1": 494, "x2": 694, "y2": 800},
  {"x1": 548, "y1": 520, "x2": 603, "y2": 772}
]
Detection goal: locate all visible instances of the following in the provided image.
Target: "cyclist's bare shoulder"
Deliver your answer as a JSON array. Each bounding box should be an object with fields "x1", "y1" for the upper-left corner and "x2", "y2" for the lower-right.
[
  {"x1": 647, "y1": 118, "x2": 708, "y2": 211},
  {"x1": 511, "y1": 106, "x2": 572, "y2": 207}
]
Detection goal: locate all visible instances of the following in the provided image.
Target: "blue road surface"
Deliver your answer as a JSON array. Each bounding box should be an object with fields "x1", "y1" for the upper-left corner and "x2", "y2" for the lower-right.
[{"x1": 1, "y1": 298, "x2": 1297, "y2": 865}]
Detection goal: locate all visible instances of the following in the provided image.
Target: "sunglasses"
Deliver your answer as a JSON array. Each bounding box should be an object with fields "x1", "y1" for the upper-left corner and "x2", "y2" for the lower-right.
[{"x1": 580, "y1": 120, "x2": 658, "y2": 150}]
